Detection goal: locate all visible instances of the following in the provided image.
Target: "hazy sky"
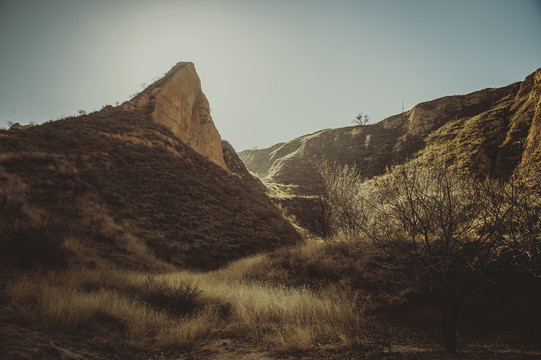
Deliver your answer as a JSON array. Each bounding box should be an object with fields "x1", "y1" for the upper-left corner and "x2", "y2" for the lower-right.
[{"x1": 1, "y1": 0, "x2": 540, "y2": 151}]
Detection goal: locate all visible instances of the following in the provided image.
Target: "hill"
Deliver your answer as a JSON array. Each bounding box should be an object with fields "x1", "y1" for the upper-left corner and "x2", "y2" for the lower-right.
[
  {"x1": 0, "y1": 62, "x2": 299, "y2": 272},
  {"x1": 240, "y1": 68, "x2": 541, "y2": 196},
  {"x1": 236, "y1": 68, "x2": 541, "y2": 354}
]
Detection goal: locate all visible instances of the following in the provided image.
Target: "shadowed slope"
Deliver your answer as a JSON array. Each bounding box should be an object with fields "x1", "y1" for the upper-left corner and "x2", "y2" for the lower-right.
[{"x1": 0, "y1": 64, "x2": 300, "y2": 272}]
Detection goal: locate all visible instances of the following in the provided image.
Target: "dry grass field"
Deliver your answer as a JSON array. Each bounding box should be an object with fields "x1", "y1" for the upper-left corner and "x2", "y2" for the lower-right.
[{"x1": 2, "y1": 233, "x2": 541, "y2": 359}]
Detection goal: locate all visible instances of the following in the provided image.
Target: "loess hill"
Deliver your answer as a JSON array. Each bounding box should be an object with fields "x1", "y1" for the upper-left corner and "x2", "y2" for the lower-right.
[
  {"x1": 0, "y1": 62, "x2": 300, "y2": 272},
  {"x1": 240, "y1": 68, "x2": 541, "y2": 195}
]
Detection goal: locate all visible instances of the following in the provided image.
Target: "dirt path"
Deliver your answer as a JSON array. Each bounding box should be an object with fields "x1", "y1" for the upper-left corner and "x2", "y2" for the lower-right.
[{"x1": 3, "y1": 323, "x2": 540, "y2": 360}]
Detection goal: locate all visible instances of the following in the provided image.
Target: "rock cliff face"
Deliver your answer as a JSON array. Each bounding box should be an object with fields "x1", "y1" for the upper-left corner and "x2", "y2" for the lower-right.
[
  {"x1": 122, "y1": 62, "x2": 227, "y2": 169},
  {"x1": 514, "y1": 69, "x2": 541, "y2": 166},
  {"x1": 240, "y1": 68, "x2": 541, "y2": 194},
  {"x1": 402, "y1": 84, "x2": 519, "y2": 136}
]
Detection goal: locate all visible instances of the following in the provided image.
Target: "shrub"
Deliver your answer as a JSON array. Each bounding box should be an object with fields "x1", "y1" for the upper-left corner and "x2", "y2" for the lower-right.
[
  {"x1": 138, "y1": 277, "x2": 202, "y2": 317},
  {"x1": 320, "y1": 155, "x2": 541, "y2": 352}
]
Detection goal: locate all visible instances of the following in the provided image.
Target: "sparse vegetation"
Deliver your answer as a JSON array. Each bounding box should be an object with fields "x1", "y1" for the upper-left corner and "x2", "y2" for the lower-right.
[
  {"x1": 317, "y1": 155, "x2": 541, "y2": 353},
  {"x1": 5, "y1": 229, "x2": 539, "y2": 358},
  {"x1": 353, "y1": 112, "x2": 369, "y2": 126}
]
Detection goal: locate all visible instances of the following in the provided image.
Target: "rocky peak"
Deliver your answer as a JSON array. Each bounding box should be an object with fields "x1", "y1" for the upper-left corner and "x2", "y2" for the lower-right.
[
  {"x1": 122, "y1": 62, "x2": 227, "y2": 169},
  {"x1": 516, "y1": 68, "x2": 541, "y2": 99}
]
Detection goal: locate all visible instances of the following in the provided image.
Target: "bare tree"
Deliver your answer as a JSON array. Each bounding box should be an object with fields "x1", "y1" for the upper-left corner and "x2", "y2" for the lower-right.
[
  {"x1": 353, "y1": 113, "x2": 369, "y2": 126},
  {"x1": 314, "y1": 162, "x2": 365, "y2": 237},
  {"x1": 313, "y1": 162, "x2": 335, "y2": 238},
  {"x1": 323, "y1": 156, "x2": 541, "y2": 352}
]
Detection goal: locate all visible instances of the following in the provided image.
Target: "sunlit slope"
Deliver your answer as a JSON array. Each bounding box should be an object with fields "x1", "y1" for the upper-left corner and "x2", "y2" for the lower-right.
[{"x1": 240, "y1": 68, "x2": 541, "y2": 194}]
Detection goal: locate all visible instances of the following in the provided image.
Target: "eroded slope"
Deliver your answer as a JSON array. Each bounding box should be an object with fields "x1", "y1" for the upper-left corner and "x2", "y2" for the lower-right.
[{"x1": 240, "y1": 69, "x2": 541, "y2": 194}]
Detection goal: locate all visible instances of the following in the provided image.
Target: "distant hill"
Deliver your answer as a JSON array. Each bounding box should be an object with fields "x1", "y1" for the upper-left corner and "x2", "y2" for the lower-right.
[
  {"x1": 240, "y1": 68, "x2": 541, "y2": 195},
  {"x1": 0, "y1": 62, "x2": 300, "y2": 272}
]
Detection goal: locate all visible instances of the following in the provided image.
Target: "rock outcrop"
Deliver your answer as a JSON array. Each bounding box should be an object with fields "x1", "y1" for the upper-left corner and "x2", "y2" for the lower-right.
[
  {"x1": 240, "y1": 68, "x2": 541, "y2": 194},
  {"x1": 122, "y1": 62, "x2": 227, "y2": 169},
  {"x1": 515, "y1": 69, "x2": 541, "y2": 166}
]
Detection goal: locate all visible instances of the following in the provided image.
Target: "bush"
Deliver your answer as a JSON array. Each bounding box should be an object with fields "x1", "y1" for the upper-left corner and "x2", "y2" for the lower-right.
[
  {"x1": 320, "y1": 156, "x2": 541, "y2": 352},
  {"x1": 138, "y1": 277, "x2": 202, "y2": 317}
]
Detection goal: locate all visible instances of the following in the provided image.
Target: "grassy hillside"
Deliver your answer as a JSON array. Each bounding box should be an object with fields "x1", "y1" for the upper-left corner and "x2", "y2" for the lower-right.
[{"x1": 0, "y1": 107, "x2": 299, "y2": 272}]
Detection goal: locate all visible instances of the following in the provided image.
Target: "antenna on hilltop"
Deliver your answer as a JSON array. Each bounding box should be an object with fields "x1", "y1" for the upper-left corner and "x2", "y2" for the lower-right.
[{"x1": 402, "y1": 98, "x2": 405, "y2": 113}]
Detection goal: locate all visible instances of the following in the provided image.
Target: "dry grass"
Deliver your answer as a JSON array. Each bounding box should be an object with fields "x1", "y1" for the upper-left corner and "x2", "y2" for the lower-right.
[
  {"x1": 3, "y1": 252, "x2": 365, "y2": 353},
  {"x1": 199, "y1": 278, "x2": 360, "y2": 347},
  {"x1": 5, "y1": 270, "x2": 208, "y2": 348},
  {"x1": 2, "y1": 235, "x2": 540, "y2": 358}
]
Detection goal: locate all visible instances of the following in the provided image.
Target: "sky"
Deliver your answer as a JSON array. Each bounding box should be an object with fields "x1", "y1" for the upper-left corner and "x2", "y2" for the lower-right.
[{"x1": 1, "y1": 0, "x2": 540, "y2": 151}]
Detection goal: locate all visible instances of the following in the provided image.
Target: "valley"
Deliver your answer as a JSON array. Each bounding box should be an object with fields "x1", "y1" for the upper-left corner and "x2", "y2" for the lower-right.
[{"x1": 1, "y1": 63, "x2": 540, "y2": 359}]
